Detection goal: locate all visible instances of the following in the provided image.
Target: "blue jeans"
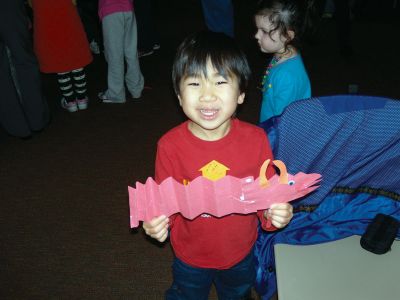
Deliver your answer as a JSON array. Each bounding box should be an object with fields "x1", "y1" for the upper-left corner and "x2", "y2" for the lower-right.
[
  {"x1": 165, "y1": 250, "x2": 255, "y2": 300},
  {"x1": 200, "y1": 0, "x2": 234, "y2": 37}
]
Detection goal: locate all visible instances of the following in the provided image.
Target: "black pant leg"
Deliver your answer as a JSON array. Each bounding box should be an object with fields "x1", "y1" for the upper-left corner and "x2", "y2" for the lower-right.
[
  {"x1": 77, "y1": 0, "x2": 101, "y2": 43},
  {"x1": 0, "y1": 1, "x2": 49, "y2": 134},
  {"x1": 334, "y1": 0, "x2": 352, "y2": 51},
  {"x1": 0, "y1": 42, "x2": 32, "y2": 137},
  {"x1": 135, "y1": 0, "x2": 159, "y2": 51}
]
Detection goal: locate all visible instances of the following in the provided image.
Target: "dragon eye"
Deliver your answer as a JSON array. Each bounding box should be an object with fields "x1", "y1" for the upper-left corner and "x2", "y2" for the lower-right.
[{"x1": 288, "y1": 180, "x2": 295, "y2": 186}]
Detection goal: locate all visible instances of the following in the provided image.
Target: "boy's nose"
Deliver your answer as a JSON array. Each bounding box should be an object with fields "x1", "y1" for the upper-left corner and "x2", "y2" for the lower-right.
[
  {"x1": 200, "y1": 94, "x2": 217, "y2": 102},
  {"x1": 200, "y1": 86, "x2": 217, "y2": 102}
]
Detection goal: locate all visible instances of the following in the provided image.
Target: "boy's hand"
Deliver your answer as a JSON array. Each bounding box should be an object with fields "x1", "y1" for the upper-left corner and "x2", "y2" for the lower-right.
[
  {"x1": 264, "y1": 203, "x2": 293, "y2": 229},
  {"x1": 143, "y1": 215, "x2": 169, "y2": 242}
]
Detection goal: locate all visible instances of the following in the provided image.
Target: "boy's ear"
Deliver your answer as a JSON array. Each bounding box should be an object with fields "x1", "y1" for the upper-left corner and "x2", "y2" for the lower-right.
[
  {"x1": 237, "y1": 93, "x2": 245, "y2": 104},
  {"x1": 177, "y1": 94, "x2": 182, "y2": 106}
]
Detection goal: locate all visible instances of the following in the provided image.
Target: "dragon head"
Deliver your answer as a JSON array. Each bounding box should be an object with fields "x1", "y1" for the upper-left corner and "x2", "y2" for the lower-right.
[{"x1": 257, "y1": 159, "x2": 321, "y2": 202}]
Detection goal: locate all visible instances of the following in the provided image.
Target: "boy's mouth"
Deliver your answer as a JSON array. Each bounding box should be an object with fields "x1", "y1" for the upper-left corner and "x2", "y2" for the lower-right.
[{"x1": 200, "y1": 109, "x2": 218, "y2": 119}]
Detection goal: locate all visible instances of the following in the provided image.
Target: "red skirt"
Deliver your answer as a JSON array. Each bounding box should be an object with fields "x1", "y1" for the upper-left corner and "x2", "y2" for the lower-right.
[{"x1": 32, "y1": 0, "x2": 93, "y2": 73}]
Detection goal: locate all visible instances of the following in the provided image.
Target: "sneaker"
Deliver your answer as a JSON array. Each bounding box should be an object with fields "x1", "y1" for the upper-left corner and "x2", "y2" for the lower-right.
[
  {"x1": 90, "y1": 40, "x2": 100, "y2": 55},
  {"x1": 130, "y1": 93, "x2": 142, "y2": 101},
  {"x1": 61, "y1": 98, "x2": 78, "y2": 112},
  {"x1": 322, "y1": 12, "x2": 333, "y2": 19},
  {"x1": 98, "y1": 92, "x2": 126, "y2": 103},
  {"x1": 138, "y1": 49, "x2": 154, "y2": 58},
  {"x1": 153, "y1": 43, "x2": 160, "y2": 50},
  {"x1": 76, "y1": 97, "x2": 89, "y2": 110}
]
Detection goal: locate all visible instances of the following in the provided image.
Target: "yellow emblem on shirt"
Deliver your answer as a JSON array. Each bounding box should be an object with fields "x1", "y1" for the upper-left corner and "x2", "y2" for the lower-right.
[{"x1": 199, "y1": 160, "x2": 230, "y2": 181}]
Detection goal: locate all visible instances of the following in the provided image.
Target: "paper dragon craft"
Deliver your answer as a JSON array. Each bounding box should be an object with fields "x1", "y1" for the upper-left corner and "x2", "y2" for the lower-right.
[{"x1": 128, "y1": 159, "x2": 321, "y2": 228}]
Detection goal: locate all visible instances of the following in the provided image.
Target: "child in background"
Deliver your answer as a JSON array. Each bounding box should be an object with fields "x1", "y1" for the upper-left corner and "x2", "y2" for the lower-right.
[
  {"x1": 98, "y1": 0, "x2": 144, "y2": 103},
  {"x1": 30, "y1": 0, "x2": 92, "y2": 113},
  {"x1": 142, "y1": 31, "x2": 293, "y2": 300},
  {"x1": 255, "y1": 0, "x2": 312, "y2": 123}
]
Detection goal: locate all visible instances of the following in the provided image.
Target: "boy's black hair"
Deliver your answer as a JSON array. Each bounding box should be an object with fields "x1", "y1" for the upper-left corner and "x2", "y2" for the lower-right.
[
  {"x1": 255, "y1": 0, "x2": 317, "y2": 50},
  {"x1": 172, "y1": 31, "x2": 251, "y2": 95}
]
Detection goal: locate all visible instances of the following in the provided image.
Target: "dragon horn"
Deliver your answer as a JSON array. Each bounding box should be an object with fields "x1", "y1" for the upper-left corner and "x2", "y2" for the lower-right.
[
  {"x1": 259, "y1": 159, "x2": 271, "y2": 188},
  {"x1": 273, "y1": 160, "x2": 289, "y2": 184}
]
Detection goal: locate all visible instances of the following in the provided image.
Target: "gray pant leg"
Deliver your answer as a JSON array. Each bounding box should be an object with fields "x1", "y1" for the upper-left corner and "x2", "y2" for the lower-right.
[
  {"x1": 102, "y1": 13, "x2": 126, "y2": 101},
  {"x1": 124, "y1": 12, "x2": 144, "y2": 98}
]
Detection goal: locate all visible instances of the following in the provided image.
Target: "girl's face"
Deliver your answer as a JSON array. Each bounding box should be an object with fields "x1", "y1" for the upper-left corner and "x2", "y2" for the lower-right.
[
  {"x1": 177, "y1": 60, "x2": 245, "y2": 141},
  {"x1": 254, "y1": 15, "x2": 288, "y2": 55}
]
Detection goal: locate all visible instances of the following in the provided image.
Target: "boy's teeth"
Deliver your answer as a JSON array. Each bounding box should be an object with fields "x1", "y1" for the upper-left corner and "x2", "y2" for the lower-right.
[{"x1": 200, "y1": 109, "x2": 217, "y2": 116}]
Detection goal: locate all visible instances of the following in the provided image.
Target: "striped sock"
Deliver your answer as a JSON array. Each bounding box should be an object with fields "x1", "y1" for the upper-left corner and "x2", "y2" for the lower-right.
[
  {"x1": 57, "y1": 72, "x2": 75, "y2": 103},
  {"x1": 72, "y1": 68, "x2": 87, "y2": 100}
]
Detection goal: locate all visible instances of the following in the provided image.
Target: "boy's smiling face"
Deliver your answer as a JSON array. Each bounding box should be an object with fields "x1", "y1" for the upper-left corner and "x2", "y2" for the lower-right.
[{"x1": 178, "y1": 60, "x2": 245, "y2": 141}]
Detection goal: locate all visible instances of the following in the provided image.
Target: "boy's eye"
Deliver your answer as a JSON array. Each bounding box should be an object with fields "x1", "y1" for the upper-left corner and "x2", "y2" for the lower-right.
[
  {"x1": 188, "y1": 82, "x2": 200, "y2": 86},
  {"x1": 216, "y1": 81, "x2": 227, "y2": 85}
]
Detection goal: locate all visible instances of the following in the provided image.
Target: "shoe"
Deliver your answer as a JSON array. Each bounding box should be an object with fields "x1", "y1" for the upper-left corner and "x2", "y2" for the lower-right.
[
  {"x1": 153, "y1": 43, "x2": 160, "y2": 50},
  {"x1": 138, "y1": 49, "x2": 154, "y2": 58},
  {"x1": 76, "y1": 97, "x2": 89, "y2": 110},
  {"x1": 61, "y1": 98, "x2": 78, "y2": 112},
  {"x1": 90, "y1": 40, "x2": 100, "y2": 55},
  {"x1": 130, "y1": 93, "x2": 142, "y2": 101},
  {"x1": 98, "y1": 92, "x2": 126, "y2": 103},
  {"x1": 322, "y1": 12, "x2": 333, "y2": 19}
]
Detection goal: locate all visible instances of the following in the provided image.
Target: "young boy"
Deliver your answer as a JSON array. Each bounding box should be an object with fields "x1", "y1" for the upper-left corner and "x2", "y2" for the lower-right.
[{"x1": 143, "y1": 31, "x2": 293, "y2": 300}]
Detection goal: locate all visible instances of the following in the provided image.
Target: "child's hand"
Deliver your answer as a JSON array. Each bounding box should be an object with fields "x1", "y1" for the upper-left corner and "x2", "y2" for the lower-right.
[
  {"x1": 143, "y1": 215, "x2": 169, "y2": 242},
  {"x1": 264, "y1": 203, "x2": 293, "y2": 229}
]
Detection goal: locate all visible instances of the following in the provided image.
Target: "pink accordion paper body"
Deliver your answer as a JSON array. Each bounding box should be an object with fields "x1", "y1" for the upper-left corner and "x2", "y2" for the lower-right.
[{"x1": 128, "y1": 162, "x2": 321, "y2": 228}]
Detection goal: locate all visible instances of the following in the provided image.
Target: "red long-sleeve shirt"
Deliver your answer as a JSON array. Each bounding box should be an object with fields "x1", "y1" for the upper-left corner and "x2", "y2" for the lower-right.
[{"x1": 155, "y1": 119, "x2": 275, "y2": 269}]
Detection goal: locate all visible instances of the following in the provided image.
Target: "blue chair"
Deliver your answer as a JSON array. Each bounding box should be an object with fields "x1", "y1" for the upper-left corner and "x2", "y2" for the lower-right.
[{"x1": 256, "y1": 95, "x2": 400, "y2": 299}]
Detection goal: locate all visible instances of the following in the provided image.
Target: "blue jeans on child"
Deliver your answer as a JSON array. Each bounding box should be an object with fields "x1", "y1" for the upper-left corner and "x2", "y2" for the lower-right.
[
  {"x1": 200, "y1": 0, "x2": 234, "y2": 37},
  {"x1": 165, "y1": 250, "x2": 255, "y2": 300}
]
